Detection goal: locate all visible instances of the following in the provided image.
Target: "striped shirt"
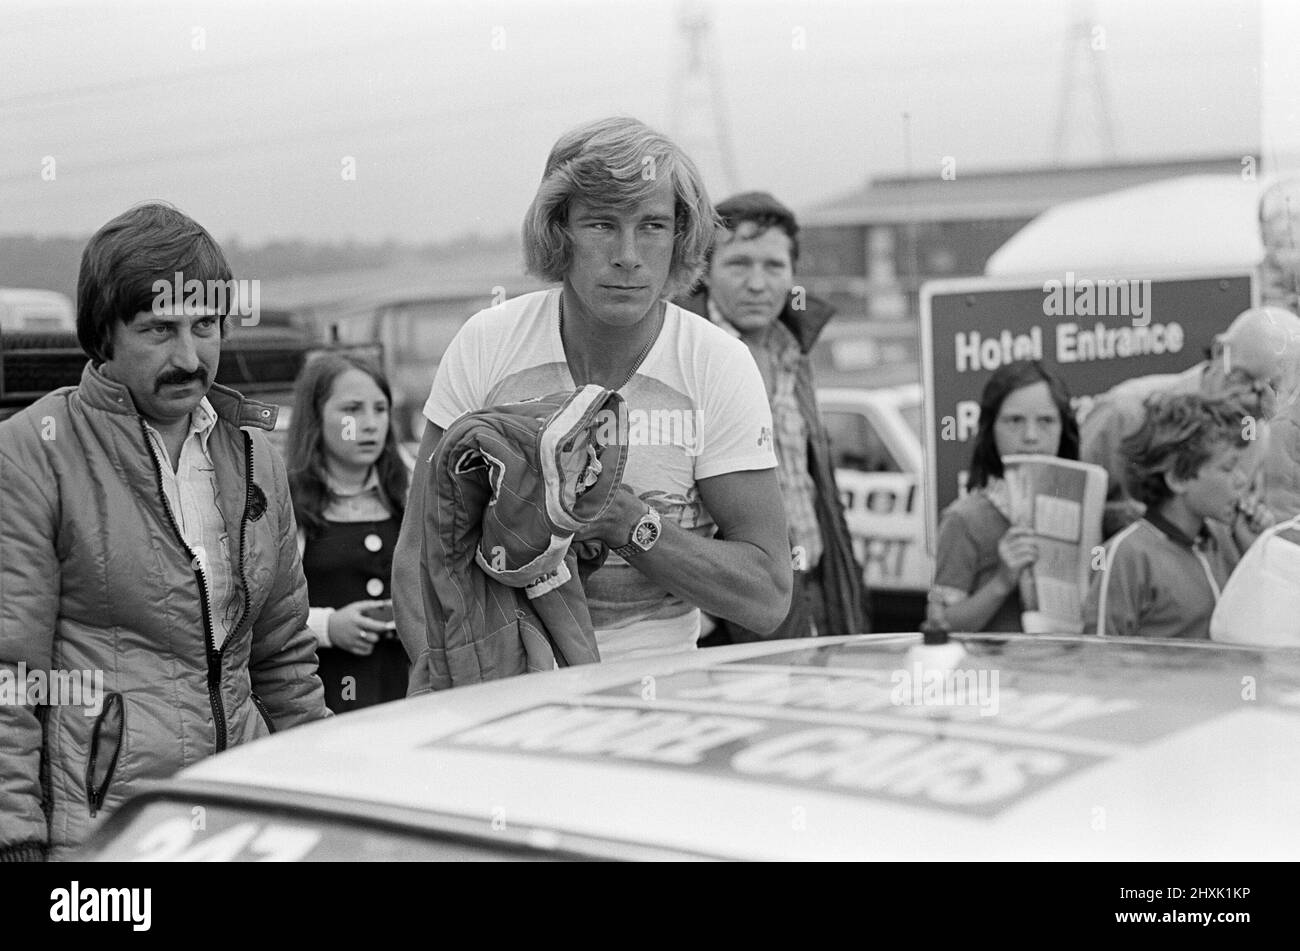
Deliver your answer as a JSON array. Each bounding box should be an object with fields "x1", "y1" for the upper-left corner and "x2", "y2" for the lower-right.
[
  {"x1": 143, "y1": 398, "x2": 241, "y2": 648},
  {"x1": 707, "y1": 299, "x2": 822, "y2": 569}
]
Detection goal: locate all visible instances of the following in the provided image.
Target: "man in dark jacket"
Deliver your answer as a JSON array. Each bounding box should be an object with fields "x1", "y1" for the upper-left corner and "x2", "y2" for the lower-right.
[
  {"x1": 679, "y1": 191, "x2": 868, "y2": 641},
  {"x1": 0, "y1": 203, "x2": 329, "y2": 861}
]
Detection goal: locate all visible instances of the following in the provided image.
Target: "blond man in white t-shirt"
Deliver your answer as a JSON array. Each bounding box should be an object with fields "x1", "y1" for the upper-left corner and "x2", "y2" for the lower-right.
[{"x1": 393, "y1": 117, "x2": 792, "y2": 684}]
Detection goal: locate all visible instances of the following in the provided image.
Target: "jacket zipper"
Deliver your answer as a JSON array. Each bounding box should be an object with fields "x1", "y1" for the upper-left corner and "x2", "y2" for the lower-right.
[
  {"x1": 219, "y1": 433, "x2": 257, "y2": 734},
  {"x1": 140, "y1": 418, "x2": 229, "y2": 753},
  {"x1": 250, "y1": 691, "x2": 277, "y2": 734},
  {"x1": 227, "y1": 433, "x2": 259, "y2": 722},
  {"x1": 85, "y1": 692, "x2": 125, "y2": 818},
  {"x1": 1192, "y1": 547, "x2": 1222, "y2": 600},
  {"x1": 36, "y1": 705, "x2": 54, "y2": 833},
  {"x1": 235, "y1": 431, "x2": 254, "y2": 643}
]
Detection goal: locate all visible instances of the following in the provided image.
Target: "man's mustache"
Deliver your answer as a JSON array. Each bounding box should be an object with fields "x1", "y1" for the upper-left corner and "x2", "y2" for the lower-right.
[{"x1": 155, "y1": 368, "x2": 208, "y2": 392}]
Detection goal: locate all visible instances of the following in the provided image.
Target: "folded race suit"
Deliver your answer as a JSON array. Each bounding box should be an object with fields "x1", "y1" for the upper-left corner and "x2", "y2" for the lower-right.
[{"x1": 417, "y1": 385, "x2": 628, "y2": 689}]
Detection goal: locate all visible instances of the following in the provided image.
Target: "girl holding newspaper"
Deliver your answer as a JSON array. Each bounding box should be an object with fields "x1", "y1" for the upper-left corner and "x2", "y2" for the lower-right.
[{"x1": 929, "y1": 361, "x2": 1080, "y2": 632}]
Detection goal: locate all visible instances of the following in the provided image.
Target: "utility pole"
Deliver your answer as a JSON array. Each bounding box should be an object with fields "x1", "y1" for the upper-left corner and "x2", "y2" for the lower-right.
[
  {"x1": 668, "y1": 0, "x2": 741, "y2": 196},
  {"x1": 1052, "y1": 0, "x2": 1118, "y2": 162}
]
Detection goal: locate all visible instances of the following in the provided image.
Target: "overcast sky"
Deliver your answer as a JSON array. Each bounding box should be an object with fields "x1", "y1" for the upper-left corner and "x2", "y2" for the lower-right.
[{"x1": 2, "y1": 0, "x2": 1290, "y2": 244}]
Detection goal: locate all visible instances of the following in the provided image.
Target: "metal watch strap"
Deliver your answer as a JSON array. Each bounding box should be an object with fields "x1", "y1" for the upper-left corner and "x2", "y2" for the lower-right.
[{"x1": 613, "y1": 506, "x2": 657, "y2": 558}]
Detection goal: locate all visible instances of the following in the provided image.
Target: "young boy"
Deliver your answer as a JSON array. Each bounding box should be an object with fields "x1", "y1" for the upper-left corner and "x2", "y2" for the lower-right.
[{"x1": 1085, "y1": 390, "x2": 1274, "y2": 639}]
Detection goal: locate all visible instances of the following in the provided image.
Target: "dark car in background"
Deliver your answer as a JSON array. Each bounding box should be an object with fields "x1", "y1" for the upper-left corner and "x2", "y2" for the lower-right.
[{"x1": 0, "y1": 309, "x2": 377, "y2": 458}]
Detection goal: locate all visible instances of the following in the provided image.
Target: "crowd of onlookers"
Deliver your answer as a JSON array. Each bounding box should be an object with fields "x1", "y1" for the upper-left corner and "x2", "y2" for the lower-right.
[
  {"x1": 3, "y1": 115, "x2": 1298, "y2": 861},
  {"x1": 931, "y1": 304, "x2": 1300, "y2": 641},
  {"x1": 0, "y1": 117, "x2": 854, "y2": 858}
]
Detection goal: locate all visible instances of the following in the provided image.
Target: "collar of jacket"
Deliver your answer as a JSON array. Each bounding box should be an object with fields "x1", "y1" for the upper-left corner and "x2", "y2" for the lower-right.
[
  {"x1": 1143, "y1": 509, "x2": 1211, "y2": 550},
  {"x1": 77, "y1": 360, "x2": 278, "y2": 431},
  {"x1": 676, "y1": 287, "x2": 836, "y2": 355}
]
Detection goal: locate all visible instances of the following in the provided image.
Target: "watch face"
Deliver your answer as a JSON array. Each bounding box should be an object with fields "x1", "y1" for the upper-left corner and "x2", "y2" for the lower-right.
[{"x1": 633, "y1": 518, "x2": 660, "y2": 549}]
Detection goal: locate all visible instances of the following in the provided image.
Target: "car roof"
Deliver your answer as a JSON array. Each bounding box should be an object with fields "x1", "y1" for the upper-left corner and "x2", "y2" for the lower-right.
[
  {"x1": 818, "y1": 318, "x2": 917, "y2": 339},
  {"x1": 168, "y1": 633, "x2": 1300, "y2": 860},
  {"x1": 0, "y1": 288, "x2": 76, "y2": 332},
  {"x1": 818, "y1": 383, "x2": 923, "y2": 408}
]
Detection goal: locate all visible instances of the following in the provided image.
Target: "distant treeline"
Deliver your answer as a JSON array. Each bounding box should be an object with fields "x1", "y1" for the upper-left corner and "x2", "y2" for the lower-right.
[{"x1": 0, "y1": 233, "x2": 514, "y2": 300}]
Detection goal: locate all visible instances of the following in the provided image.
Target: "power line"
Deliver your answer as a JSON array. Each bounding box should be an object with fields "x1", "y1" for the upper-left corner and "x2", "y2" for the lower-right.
[
  {"x1": 0, "y1": 28, "x2": 485, "y2": 113},
  {"x1": 669, "y1": 0, "x2": 740, "y2": 195},
  {"x1": 0, "y1": 82, "x2": 641, "y2": 189}
]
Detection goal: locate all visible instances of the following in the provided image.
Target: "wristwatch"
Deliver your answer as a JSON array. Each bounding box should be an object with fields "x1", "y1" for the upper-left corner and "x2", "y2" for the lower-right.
[{"x1": 612, "y1": 505, "x2": 662, "y2": 558}]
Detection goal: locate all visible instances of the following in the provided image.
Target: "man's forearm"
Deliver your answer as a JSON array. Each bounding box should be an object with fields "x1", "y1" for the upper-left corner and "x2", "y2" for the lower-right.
[
  {"x1": 391, "y1": 523, "x2": 427, "y2": 665},
  {"x1": 393, "y1": 422, "x2": 440, "y2": 691},
  {"x1": 249, "y1": 619, "x2": 331, "y2": 726},
  {"x1": 624, "y1": 519, "x2": 791, "y2": 634}
]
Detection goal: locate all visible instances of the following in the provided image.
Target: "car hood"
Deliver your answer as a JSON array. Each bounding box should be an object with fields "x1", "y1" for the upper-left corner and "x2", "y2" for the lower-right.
[{"x1": 177, "y1": 633, "x2": 1300, "y2": 860}]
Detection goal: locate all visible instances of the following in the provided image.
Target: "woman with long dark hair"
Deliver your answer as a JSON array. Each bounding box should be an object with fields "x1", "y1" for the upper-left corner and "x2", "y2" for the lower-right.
[
  {"x1": 287, "y1": 353, "x2": 411, "y2": 712},
  {"x1": 929, "y1": 360, "x2": 1080, "y2": 632}
]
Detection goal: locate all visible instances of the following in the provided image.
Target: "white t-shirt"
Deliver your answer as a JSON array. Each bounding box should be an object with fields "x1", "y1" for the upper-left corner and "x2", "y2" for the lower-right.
[{"x1": 424, "y1": 287, "x2": 776, "y2": 660}]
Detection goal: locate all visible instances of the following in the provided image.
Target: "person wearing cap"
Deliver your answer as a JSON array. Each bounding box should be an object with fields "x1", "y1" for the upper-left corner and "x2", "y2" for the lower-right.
[{"x1": 1079, "y1": 305, "x2": 1300, "y2": 538}]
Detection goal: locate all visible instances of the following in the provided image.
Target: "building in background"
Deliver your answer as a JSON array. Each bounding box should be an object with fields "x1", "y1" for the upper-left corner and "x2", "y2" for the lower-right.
[
  {"x1": 797, "y1": 154, "x2": 1255, "y2": 325},
  {"x1": 260, "y1": 242, "x2": 547, "y2": 440},
  {"x1": 248, "y1": 153, "x2": 1260, "y2": 434}
]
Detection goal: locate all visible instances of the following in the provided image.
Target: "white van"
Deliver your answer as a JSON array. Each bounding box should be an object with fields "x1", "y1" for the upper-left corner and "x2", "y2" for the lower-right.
[
  {"x1": 819, "y1": 384, "x2": 931, "y2": 599},
  {"x1": 0, "y1": 288, "x2": 76, "y2": 334}
]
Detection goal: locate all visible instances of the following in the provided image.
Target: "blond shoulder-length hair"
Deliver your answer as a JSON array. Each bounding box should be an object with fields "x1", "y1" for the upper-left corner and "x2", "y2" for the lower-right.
[{"x1": 522, "y1": 116, "x2": 719, "y2": 299}]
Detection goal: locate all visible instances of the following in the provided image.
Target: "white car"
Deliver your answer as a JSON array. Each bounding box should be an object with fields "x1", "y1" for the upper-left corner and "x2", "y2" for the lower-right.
[
  {"x1": 77, "y1": 633, "x2": 1300, "y2": 861},
  {"x1": 819, "y1": 385, "x2": 932, "y2": 601},
  {"x1": 0, "y1": 287, "x2": 75, "y2": 334}
]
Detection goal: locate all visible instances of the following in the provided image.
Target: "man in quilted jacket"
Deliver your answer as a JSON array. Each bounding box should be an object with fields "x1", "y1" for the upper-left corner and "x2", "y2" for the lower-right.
[{"x1": 0, "y1": 202, "x2": 328, "y2": 861}]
